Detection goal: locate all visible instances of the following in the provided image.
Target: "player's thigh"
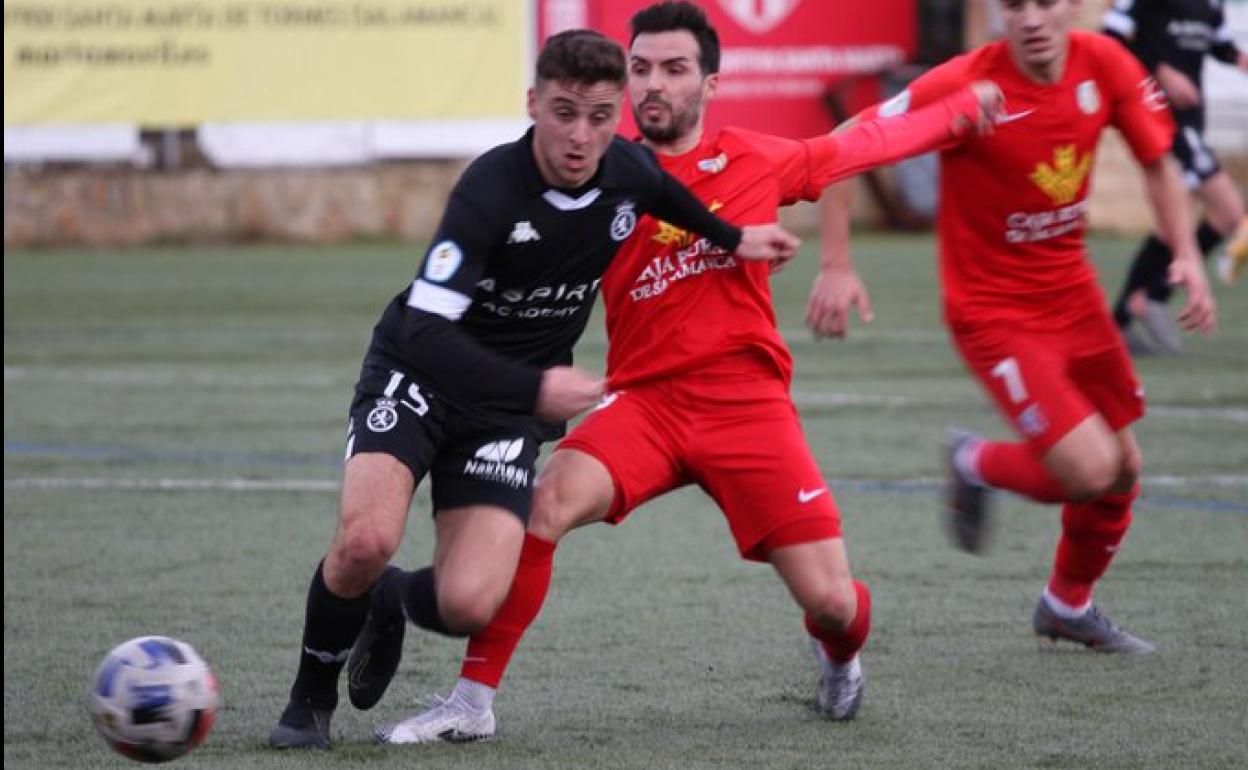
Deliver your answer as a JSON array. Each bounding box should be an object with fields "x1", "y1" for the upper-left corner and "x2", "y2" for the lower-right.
[
  {"x1": 769, "y1": 537, "x2": 855, "y2": 623},
  {"x1": 528, "y1": 446, "x2": 618, "y2": 542},
  {"x1": 692, "y1": 395, "x2": 841, "y2": 563},
  {"x1": 1041, "y1": 414, "x2": 1121, "y2": 500},
  {"x1": 329, "y1": 368, "x2": 444, "y2": 591},
  {"x1": 1171, "y1": 108, "x2": 1220, "y2": 193},
  {"x1": 556, "y1": 387, "x2": 687, "y2": 528},
  {"x1": 1196, "y1": 171, "x2": 1246, "y2": 235},
  {"x1": 952, "y1": 324, "x2": 1094, "y2": 454}
]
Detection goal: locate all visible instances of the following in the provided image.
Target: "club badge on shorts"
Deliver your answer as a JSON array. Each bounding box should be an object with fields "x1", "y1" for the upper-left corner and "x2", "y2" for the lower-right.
[{"x1": 367, "y1": 398, "x2": 399, "y2": 433}]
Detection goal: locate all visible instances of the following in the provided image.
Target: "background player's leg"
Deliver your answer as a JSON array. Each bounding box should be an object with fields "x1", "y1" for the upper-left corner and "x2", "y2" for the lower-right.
[
  {"x1": 1035, "y1": 428, "x2": 1152, "y2": 653},
  {"x1": 271, "y1": 452, "x2": 415, "y2": 749}
]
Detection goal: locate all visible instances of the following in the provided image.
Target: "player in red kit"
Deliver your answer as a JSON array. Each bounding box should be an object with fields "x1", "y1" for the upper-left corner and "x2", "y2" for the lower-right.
[
  {"x1": 353, "y1": 2, "x2": 1005, "y2": 742},
  {"x1": 816, "y1": 0, "x2": 1216, "y2": 654}
]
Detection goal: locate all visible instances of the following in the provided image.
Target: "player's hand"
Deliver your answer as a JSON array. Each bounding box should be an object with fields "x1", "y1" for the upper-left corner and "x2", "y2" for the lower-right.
[
  {"x1": 805, "y1": 267, "x2": 874, "y2": 340},
  {"x1": 535, "y1": 366, "x2": 605, "y2": 422},
  {"x1": 1155, "y1": 63, "x2": 1200, "y2": 109},
  {"x1": 1169, "y1": 255, "x2": 1217, "y2": 334},
  {"x1": 736, "y1": 223, "x2": 801, "y2": 272},
  {"x1": 969, "y1": 80, "x2": 1004, "y2": 135}
]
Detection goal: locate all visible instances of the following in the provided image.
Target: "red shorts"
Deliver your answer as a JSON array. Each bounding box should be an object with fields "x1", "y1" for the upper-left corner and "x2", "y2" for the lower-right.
[
  {"x1": 951, "y1": 297, "x2": 1145, "y2": 453},
  {"x1": 558, "y1": 353, "x2": 841, "y2": 561}
]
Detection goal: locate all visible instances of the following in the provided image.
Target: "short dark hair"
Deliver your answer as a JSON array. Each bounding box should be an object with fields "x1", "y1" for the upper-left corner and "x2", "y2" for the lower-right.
[
  {"x1": 536, "y1": 29, "x2": 626, "y2": 87},
  {"x1": 630, "y1": 1, "x2": 720, "y2": 75}
]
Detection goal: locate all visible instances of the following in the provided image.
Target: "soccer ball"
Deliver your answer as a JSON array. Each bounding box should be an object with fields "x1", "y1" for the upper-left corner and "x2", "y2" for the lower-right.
[{"x1": 90, "y1": 636, "x2": 219, "y2": 763}]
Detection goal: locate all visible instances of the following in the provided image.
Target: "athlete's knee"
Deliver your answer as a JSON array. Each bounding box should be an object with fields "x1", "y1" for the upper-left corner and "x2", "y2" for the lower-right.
[
  {"x1": 329, "y1": 517, "x2": 399, "y2": 583},
  {"x1": 801, "y1": 574, "x2": 857, "y2": 631},
  {"x1": 1058, "y1": 443, "x2": 1122, "y2": 501},
  {"x1": 529, "y1": 473, "x2": 597, "y2": 542},
  {"x1": 436, "y1": 578, "x2": 506, "y2": 634},
  {"x1": 1109, "y1": 444, "x2": 1142, "y2": 494}
]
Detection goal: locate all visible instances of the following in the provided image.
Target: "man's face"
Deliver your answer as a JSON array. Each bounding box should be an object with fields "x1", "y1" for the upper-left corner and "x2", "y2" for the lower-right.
[
  {"x1": 999, "y1": 0, "x2": 1075, "y2": 74},
  {"x1": 527, "y1": 79, "x2": 623, "y2": 188},
  {"x1": 628, "y1": 30, "x2": 716, "y2": 146}
]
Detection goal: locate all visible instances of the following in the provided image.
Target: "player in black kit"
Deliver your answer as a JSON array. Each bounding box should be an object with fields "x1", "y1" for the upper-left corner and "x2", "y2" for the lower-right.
[
  {"x1": 1104, "y1": 0, "x2": 1247, "y2": 354},
  {"x1": 268, "y1": 29, "x2": 799, "y2": 750}
]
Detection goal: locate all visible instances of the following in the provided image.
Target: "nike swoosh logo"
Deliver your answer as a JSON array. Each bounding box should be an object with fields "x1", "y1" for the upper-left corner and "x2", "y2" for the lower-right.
[
  {"x1": 798, "y1": 488, "x2": 827, "y2": 503},
  {"x1": 995, "y1": 109, "x2": 1036, "y2": 125}
]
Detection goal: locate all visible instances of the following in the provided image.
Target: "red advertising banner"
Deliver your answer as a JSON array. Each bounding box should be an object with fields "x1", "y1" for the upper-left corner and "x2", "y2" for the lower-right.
[{"x1": 538, "y1": 0, "x2": 916, "y2": 138}]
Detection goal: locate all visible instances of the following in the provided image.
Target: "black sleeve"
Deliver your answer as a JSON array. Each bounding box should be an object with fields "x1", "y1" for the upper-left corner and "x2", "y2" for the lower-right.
[
  {"x1": 1103, "y1": 0, "x2": 1163, "y2": 70},
  {"x1": 1210, "y1": 9, "x2": 1241, "y2": 65},
  {"x1": 394, "y1": 307, "x2": 544, "y2": 414},
  {"x1": 395, "y1": 160, "x2": 544, "y2": 415},
  {"x1": 648, "y1": 171, "x2": 742, "y2": 252}
]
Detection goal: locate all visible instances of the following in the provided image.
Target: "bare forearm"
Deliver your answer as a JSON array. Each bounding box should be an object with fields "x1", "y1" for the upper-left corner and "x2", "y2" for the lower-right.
[
  {"x1": 817, "y1": 181, "x2": 855, "y2": 272},
  {"x1": 1143, "y1": 156, "x2": 1199, "y2": 264}
]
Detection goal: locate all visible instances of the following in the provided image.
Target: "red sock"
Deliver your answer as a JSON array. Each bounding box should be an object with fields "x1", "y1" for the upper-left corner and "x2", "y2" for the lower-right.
[
  {"x1": 460, "y1": 533, "x2": 557, "y2": 688},
  {"x1": 976, "y1": 441, "x2": 1066, "y2": 503},
  {"x1": 1047, "y1": 486, "x2": 1136, "y2": 608},
  {"x1": 805, "y1": 580, "x2": 872, "y2": 664}
]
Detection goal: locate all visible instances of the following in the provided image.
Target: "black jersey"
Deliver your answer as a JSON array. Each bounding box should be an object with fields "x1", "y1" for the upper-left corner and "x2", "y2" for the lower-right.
[
  {"x1": 1104, "y1": 0, "x2": 1241, "y2": 85},
  {"x1": 363, "y1": 127, "x2": 742, "y2": 420}
]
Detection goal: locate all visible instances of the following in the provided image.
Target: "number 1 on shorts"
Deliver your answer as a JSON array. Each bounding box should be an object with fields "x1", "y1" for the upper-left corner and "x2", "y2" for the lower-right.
[{"x1": 992, "y1": 357, "x2": 1028, "y2": 404}]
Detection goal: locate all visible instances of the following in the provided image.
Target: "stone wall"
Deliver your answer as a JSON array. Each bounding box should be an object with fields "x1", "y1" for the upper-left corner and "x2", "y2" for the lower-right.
[{"x1": 4, "y1": 161, "x2": 465, "y2": 247}]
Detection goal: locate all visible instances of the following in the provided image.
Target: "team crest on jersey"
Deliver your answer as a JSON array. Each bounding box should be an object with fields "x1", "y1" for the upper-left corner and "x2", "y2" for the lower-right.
[
  {"x1": 1029, "y1": 144, "x2": 1092, "y2": 206},
  {"x1": 367, "y1": 399, "x2": 399, "y2": 433},
  {"x1": 1076, "y1": 80, "x2": 1100, "y2": 115},
  {"x1": 424, "y1": 241, "x2": 462, "y2": 283},
  {"x1": 1138, "y1": 77, "x2": 1168, "y2": 112},
  {"x1": 611, "y1": 200, "x2": 638, "y2": 241},
  {"x1": 697, "y1": 153, "x2": 729, "y2": 173}
]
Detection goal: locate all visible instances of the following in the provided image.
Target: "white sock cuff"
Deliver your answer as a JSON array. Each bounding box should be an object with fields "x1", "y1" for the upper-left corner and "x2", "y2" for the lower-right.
[
  {"x1": 954, "y1": 438, "x2": 986, "y2": 487},
  {"x1": 453, "y1": 677, "x2": 497, "y2": 711},
  {"x1": 1042, "y1": 588, "x2": 1091, "y2": 619}
]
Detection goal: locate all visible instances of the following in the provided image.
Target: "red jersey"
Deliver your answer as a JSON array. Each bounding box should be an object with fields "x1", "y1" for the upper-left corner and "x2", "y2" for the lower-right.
[
  {"x1": 601, "y1": 127, "x2": 833, "y2": 388},
  {"x1": 859, "y1": 31, "x2": 1173, "y2": 329},
  {"x1": 600, "y1": 85, "x2": 979, "y2": 389}
]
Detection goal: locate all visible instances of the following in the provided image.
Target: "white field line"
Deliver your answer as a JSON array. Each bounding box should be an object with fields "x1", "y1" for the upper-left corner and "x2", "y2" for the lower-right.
[
  {"x1": 6, "y1": 366, "x2": 1247, "y2": 422},
  {"x1": 5, "y1": 474, "x2": 1245, "y2": 493}
]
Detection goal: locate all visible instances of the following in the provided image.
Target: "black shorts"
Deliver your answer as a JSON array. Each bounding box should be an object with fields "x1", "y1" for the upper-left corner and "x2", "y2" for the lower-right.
[
  {"x1": 346, "y1": 365, "x2": 543, "y2": 521},
  {"x1": 1170, "y1": 107, "x2": 1220, "y2": 189}
]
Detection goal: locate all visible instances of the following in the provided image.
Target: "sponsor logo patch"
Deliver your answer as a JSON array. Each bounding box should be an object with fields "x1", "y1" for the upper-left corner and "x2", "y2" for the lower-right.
[{"x1": 424, "y1": 241, "x2": 462, "y2": 283}]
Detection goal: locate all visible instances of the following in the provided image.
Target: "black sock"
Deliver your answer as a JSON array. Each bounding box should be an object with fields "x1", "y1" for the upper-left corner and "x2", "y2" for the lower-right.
[
  {"x1": 1197, "y1": 219, "x2": 1224, "y2": 255},
  {"x1": 1115, "y1": 235, "x2": 1170, "y2": 327},
  {"x1": 1147, "y1": 220, "x2": 1225, "y2": 304},
  {"x1": 388, "y1": 566, "x2": 457, "y2": 636},
  {"x1": 290, "y1": 561, "x2": 370, "y2": 709}
]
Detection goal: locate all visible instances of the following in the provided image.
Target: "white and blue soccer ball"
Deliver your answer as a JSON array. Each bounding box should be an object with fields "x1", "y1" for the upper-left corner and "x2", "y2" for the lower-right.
[{"x1": 90, "y1": 636, "x2": 219, "y2": 763}]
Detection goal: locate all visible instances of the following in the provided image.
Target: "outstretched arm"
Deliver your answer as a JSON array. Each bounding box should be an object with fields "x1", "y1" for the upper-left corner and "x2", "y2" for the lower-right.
[{"x1": 807, "y1": 81, "x2": 1002, "y2": 188}]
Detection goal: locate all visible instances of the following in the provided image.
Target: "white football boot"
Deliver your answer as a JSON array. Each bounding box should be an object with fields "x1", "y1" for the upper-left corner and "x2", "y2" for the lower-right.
[
  {"x1": 376, "y1": 692, "x2": 495, "y2": 744},
  {"x1": 810, "y1": 637, "x2": 865, "y2": 721}
]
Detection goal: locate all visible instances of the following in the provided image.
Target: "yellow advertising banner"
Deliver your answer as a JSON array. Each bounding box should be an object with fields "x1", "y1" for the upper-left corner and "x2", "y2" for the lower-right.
[{"x1": 3, "y1": 1, "x2": 531, "y2": 125}]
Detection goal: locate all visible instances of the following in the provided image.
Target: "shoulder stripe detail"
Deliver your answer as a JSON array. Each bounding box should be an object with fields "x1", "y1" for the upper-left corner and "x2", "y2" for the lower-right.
[
  {"x1": 543, "y1": 188, "x2": 602, "y2": 211},
  {"x1": 407, "y1": 279, "x2": 471, "y2": 321}
]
